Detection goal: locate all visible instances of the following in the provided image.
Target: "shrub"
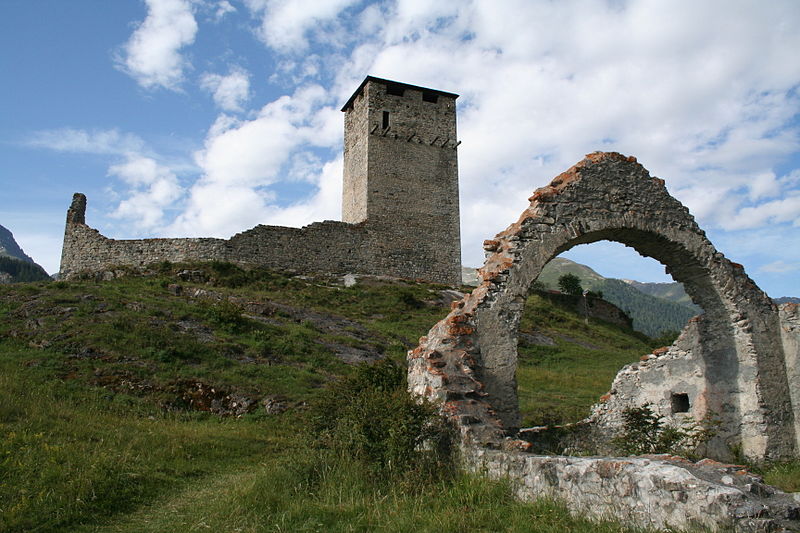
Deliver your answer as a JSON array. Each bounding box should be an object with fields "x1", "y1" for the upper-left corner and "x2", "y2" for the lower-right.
[
  {"x1": 307, "y1": 359, "x2": 454, "y2": 482},
  {"x1": 612, "y1": 403, "x2": 718, "y2": 458},
  {"x1": 202, "y1": 300, "x2": 249, "y2": 333}
]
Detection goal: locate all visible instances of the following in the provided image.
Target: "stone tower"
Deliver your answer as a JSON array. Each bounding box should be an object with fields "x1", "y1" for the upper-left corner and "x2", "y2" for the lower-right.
[{"x1": 341, "y1": 76, "x2": 462, "y2": 284}]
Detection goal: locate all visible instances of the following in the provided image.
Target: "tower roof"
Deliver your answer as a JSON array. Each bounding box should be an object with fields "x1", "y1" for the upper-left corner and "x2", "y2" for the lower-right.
[{"x1": 341, "y1": 76, "x2": 459, "y2": 111}]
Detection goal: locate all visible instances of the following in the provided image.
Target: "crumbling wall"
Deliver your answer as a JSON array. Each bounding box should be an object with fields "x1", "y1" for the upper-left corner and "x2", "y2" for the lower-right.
[
  {"x1": 407, "y1": 151, "x2": 800, "y2": 531},
  {"x1": 779, "y1": 303, "x2": 800, "y2": 455},
  {"x1": 464, "y1": 447, "x2": 800, "y2": 532},
  {"x1": 409, "y1": 151, "x2": 797, "y2": 461},
  {"x1": 59, "y1": 193, "x2": 460, "y2": 283}
]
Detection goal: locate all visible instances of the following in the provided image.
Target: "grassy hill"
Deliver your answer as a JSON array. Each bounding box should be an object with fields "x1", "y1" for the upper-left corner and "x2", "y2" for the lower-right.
[
  {"x1": 516, "y1": 291, "x2": 656, "y2": 427},
  {"x1": 537, "y1": 258, "x2": 699, "y2": 337},
  {"x1": 0, "y1": 264, "x2": 794, "y2": 531}
]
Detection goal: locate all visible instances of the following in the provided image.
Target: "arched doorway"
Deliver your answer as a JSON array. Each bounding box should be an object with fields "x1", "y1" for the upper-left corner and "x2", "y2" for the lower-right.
[{"x1": 409, "y1": 152, "x2": 797, "y2": 461}]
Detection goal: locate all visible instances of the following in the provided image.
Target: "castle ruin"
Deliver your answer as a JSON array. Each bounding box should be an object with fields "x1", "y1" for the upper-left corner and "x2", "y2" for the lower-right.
[
  {"x1": 408, "y1": 152, "x2": 800, "y2": 531},
  {"x1": 59, "y1": 77, "x2": 462, "y2": 284}
]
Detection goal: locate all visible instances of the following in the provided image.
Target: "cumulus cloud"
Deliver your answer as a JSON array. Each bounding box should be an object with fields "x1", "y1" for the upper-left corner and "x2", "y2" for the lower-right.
[
  {"x1": 27, "y1": 128, "x2": 187, "y2": 234},
  {"x1": 244, "y1": 0, "x2": 360, "y2": 52},
  {"x1": 117, "y1": 0, "x2": 198, "y2": 90},
  {"x1": 168, "y1": 84, "x2": 342, "y2": 236},
  {"x1": 301, "y1": 0, "x2": 800, "y2": 268},
  {"x1": 201, "y1": 67, "x2": 251, "y2": 112},
  {"x1": 109, "y1": 156, "x2": 183, "y2": 230}
]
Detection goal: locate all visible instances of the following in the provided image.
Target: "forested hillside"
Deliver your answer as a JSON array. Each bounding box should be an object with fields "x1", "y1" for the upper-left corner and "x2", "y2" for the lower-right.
[
  {"x1": 537, "y1": 258, "x2": 699, "y2": 337},
  {"x1": 0, "y1": 255, "x2": 51, "y2": 283}
]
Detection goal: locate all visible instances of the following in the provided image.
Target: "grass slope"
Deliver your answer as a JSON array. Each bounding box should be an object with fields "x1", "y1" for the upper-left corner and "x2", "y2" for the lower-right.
[
  {"x1": 0, "y1": 264, "x2": 795, "y2": 531},
  {"x1": 516, "y1": 292, "x2": 657, "y2": 427}
]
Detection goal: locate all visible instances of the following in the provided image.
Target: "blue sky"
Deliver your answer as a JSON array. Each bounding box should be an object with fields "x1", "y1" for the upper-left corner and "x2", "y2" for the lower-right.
[{"x1": 1, "y1": 0, "x2": 799, "y2": 298}]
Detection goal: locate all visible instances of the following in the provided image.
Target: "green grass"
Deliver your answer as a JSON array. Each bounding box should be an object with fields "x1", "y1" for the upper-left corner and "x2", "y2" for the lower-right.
[
  {"x1": 1, "y1": 265, "x2": 797, "y2": 532},
  {"x1": 760, "y1": 461, "x2": 800, "y2": 493},
  {"x1": 78, "y1": 461, "x2": 645, "y2": 533},
  {"x1": 0, "y1": 359, "x2": 282, "y2": 532},
  {"x1": 516, "y1": 293, "x2": 657, "y2": 427}
]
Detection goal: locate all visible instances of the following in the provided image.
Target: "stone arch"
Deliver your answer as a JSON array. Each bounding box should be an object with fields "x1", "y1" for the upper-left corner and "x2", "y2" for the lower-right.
[{"x1": 408, "y1": 152, "x2": 798, "y2": 461}]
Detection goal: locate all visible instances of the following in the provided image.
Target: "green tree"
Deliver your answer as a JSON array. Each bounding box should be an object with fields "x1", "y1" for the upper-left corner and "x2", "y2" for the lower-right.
[{"x1": 558, "y1": 273, "x2": 583, "y2": 296}]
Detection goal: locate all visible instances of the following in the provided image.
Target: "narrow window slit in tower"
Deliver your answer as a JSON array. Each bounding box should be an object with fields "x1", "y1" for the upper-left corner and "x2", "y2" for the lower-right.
[{"x1": 382, "y1": 111, "x2": 390, "y2": 129}]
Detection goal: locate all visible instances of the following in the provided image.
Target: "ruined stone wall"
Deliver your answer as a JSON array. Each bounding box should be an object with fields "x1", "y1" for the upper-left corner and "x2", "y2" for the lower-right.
[
  {"x1": 463, "y1": 445, "x2": 800, "y2": 532},
  {"x1": 408, "y1": 152, "x2": 797, "y2": 462},
  {"x1": 778, "y1": 303, "x2": 800, "y2": 457},
  {"x1": 407, "y1": 151, "x2": 800, "y2": 531},
  {"x1": 59, "y1": 192, "x2": 460, "y2": 283},
  {"x1": 60, "y1": 193, "x2": 375, "y2": 279}
]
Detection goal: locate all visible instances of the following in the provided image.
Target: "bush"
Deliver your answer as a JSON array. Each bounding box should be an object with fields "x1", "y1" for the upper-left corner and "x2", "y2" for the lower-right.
[
  {"x1": 307, "y1": 359, "x2": 454, "y2": 482},
  {"x1": 612, "y1": 404, "x2": 718, "y2": 458}
]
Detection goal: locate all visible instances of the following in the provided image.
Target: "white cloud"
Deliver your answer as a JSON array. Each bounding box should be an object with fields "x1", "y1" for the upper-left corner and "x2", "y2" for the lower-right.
[
  {"x1": 244, "y1": 0, "x2": 360, "y2": 52},
  {"x1": 213, "y1": 0, "x2": 236, "y2": 20},
  {"x1": 109, "y1": 156, "x2": 183, "y2": 231},
  {"x1": 311, "y1": 0, "x2": 800, "y2": 269},
  {"x1": 168, "y1": 84, "x2": 342, "y2": 236},
  {"x1": 725, "y1": 194, "x2": 800, "y2": 230},
  {"x1": 759, "y1": 260, "x2": 800, "y2": 274},
  {"x1": 27, "y1": 128, "x2": 146, "y2": 155},
  {"x1": 117, "y1": 0, "x2": 198, "y2": 90},
  {"x1": 201, "y1": 67, "x2": 251, "y2": 112}
]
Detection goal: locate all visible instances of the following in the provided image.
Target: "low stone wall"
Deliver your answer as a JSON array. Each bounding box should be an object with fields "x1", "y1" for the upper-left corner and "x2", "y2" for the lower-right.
[{"x1": 464, "y1": 446, "x2": 800, "y2": 532}]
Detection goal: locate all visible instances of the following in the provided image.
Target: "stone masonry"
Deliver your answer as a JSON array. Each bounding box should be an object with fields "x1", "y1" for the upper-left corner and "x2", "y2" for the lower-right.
[
  {"x1": 59, "y1": 77, "x2": 462, "y2": 285},
  {"x1": 408, "y1": 152, "x2": 800, "y2": 531}
]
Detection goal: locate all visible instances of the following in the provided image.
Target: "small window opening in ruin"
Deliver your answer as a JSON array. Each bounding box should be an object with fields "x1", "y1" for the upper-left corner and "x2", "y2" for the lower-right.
[
  {"x1": 671, "y1": 393, "x2": 690, "y2": 413},
  {"x1": 382, "y1": 111, "x2": 390, "y2": 129},
  {"x1": 422, "y1": 91, "x2": 438, "y2": 103},
  {"x1": 385, "y1": 83, "x2": 405, "y2": 96}
]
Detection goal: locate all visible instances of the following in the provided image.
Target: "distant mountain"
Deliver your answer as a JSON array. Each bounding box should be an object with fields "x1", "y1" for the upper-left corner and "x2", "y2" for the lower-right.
[
  {"x1": 535, "y1": 257, "x2": 607, "y2": 289},
  {"x1": 0, "y1": 224, "x2": 36, "y2": 263},
  {"x1": 0, "y1": 225, "x2": 50, "y2": 283},
  {"x1": 532, "y1": 258, "x2": 699, "y2": 338},
  {"x1": 462, "y1": 258, "x2": 698, "y2": 338},
  {"x1": 591, "y1": 279, "x2": 697, "y2": 338},
  {"x1": 621, "y1": 279, "x2": 701, "y2": 313},
  {"x1": 774, "y1": 296, "x2": 800, "y2": 305}
]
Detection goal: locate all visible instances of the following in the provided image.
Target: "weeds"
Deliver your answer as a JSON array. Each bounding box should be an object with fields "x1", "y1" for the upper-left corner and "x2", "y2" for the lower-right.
[{"x1": 612, "y1": 404, "x2": 718, "y2": 458}]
